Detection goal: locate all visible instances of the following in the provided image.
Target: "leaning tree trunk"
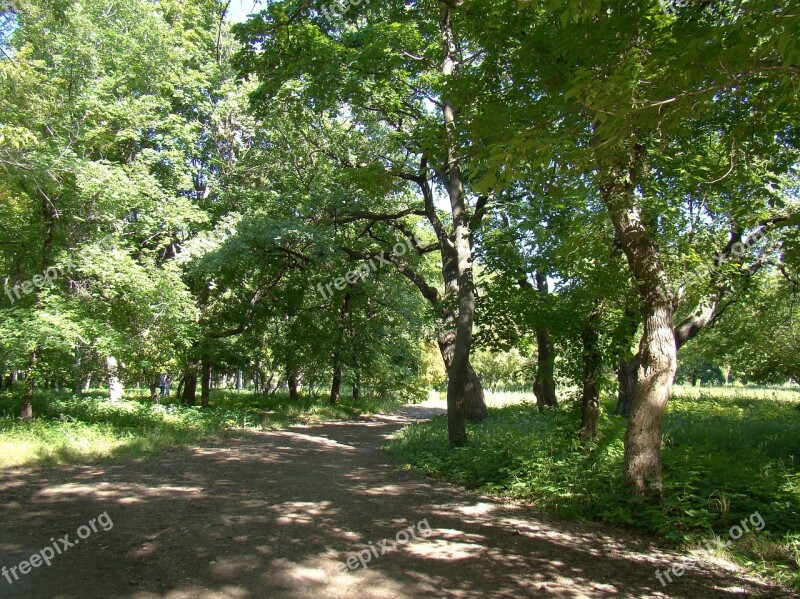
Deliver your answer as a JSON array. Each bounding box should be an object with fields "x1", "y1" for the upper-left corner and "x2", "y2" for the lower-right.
[
  {"x1": 602, "y1": 156, "x2": 678, "y2": 495},
  {"x1": 625, "y1": 301, "x2": 677, "y2": 494},
  {"x1": 580, "y1": 305, "x2": 603, "y2": 441}
]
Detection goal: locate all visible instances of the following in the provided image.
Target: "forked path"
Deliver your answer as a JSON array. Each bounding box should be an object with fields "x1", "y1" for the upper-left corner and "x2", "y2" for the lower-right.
[{"x1": 0, "y1": 403, "x2": 792, "y2": 598}]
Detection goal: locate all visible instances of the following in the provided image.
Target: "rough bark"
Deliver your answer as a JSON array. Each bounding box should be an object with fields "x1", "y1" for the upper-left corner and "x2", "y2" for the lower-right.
[
  {"x1": 601, "y1": 156, "x2": 677, "y2": 496},
  {"x1": 437, "y1": 330, "x2": 488, "y2": 423},
  {"x1": 580, "y1": 306, "x2": 602, "y2": 441},
  {"x1": 533, "y1": 272, "x2": 558, "y2": 411},
  {"x1": 439, "y1": 5, "x2": 470, "y2": 446}
]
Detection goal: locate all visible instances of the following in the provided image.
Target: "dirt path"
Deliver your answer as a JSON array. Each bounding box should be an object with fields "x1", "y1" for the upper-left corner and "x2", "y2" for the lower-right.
[{"x1": 0, "y1": 403, "x2": 792, "y2": 598}]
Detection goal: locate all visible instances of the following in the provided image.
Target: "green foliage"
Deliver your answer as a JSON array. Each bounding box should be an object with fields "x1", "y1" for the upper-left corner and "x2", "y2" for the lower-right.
[{"x1": 387, "y1": 387, "x2": 800, "y2": 585}]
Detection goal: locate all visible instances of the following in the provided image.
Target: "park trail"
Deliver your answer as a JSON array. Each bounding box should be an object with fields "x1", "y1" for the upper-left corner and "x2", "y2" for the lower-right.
[{"x1": 0, "y1": 401, "x2": 794, "y2": 598}]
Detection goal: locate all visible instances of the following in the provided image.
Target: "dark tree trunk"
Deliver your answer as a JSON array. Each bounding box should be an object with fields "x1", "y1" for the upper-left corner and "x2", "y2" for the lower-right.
[
  {"x1": 533, "y1": 272, "x2": 558, "y2": 411},
  {"x1": 150, "y1": 381, "x2": 159, "y2": 404},
  {"x1": 613, "y1": 303, "x2": 640, "y2": 417},
  {"x1": 176, "y1": 376, "x2": 186, "y2": 402},
  {"x1": 437, "y1": 330, "x2": 488, "y2": 424},
  {"x1": 580, "y1": 306, "x2": 603, "y2": 441},
  {"x1": 615, "y1": 356, "x2": 638, "y2": 417},
  {"x1": 533, "y1": 327, "x2": 557, "y2": 411},
  {"x1": 330, "y1": 292, "x2": 351, "y2": 406},
  {"x1": 182, "y1": 362, "x2": 198, "y2": 406},
  {"x1": 201, "y1": 357, "x2": 211, "y2": 408},
  {"x1": 288, "y1": 372, "x2": 300, "y2": 401},
  {"x1": 602, "y1": 157, "x2": 677, "y2": 496}
]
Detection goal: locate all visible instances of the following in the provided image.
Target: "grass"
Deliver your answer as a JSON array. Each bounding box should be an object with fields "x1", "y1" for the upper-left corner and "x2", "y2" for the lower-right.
[
  {"x1": 385, "y1": 385, "x2": 800, "y2": 588},
  {"x1": 0, "y1": 388, "x2": 403, "y2": 469}
]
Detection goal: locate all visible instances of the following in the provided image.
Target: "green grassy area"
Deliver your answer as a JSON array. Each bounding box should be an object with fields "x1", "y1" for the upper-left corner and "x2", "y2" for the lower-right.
[
  {"x1": 0, "y1": 388, "x2": 403, "y2": 469},
  {"x1": 385, "y1": 386, "x2": 800, "y2": 587}
]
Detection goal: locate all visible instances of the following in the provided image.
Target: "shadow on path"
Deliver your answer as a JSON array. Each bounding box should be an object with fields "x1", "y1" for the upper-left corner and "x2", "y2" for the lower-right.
[{"x1": 0, "y1": 404, "x2": 792, "y2": 598}]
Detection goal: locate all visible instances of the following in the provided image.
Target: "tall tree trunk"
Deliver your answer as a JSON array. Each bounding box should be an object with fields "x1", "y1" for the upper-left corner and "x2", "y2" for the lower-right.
[
  {"x1": 439, "y1": 3, "x2": 481, "y2": 446},
  {"x1": 201, "y1": 357, "x2": 211, "y2": 408},
  {"x1": 106, "y1": 356, "x2": 123, "y2": 401},
  {"x1": 601, "y1": 155, "x2": 677, "y2": 496},
  {"x1": 532, "y1": 272, "x2": 558, "y2": 410},
  {"x1": 330, "y1": 292, "x2": 351, "y2": 406},
  {"x1": 182, "y1": 361, "x2": 198, "y2": 406},
  {"x1": 580, "y1": 305, "x2": 602, "y2": 441}
]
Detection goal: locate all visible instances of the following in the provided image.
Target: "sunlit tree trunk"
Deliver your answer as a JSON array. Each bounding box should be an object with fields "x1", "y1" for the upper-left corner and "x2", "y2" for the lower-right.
[
  {"x1": 106, "y1": 356, "x2": 123, "y2": 402},
  {"x1": 602, "y1": 155, "x2": 677, "y2": 495}
]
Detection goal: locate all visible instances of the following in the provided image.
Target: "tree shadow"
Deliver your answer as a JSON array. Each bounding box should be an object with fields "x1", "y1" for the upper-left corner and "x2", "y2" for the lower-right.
[{"x1": 0, "y1": 406, "x2": 793, "y2": 599}]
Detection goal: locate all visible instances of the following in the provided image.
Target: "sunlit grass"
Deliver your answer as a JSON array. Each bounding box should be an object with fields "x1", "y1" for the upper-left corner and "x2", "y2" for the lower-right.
[
  {"x1": 0, "y1": 388, "x2": 403, "y2": 469},
  {"x1": 386, "y1": 386, "x2": 800, "y2": 588}
]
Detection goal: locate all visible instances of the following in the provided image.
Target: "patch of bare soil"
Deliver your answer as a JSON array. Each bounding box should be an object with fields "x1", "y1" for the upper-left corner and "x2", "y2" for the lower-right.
[{"x1": 0, "y1": 403, "x2": 794, "y2": 598}]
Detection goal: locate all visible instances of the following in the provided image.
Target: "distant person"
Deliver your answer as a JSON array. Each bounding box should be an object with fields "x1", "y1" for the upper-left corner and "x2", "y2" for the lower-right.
[
  {"x1": 159, "y1": 374, "x2": 166, "y2": 398},
  {"x1": 164, "y1": 375, "x2": 172, "y2": 398}
]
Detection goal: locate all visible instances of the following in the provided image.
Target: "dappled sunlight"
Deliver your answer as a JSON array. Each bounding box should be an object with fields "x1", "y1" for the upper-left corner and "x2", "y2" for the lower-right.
[{"x1": 0, "y1": 405, "x2": 787, "y2": 598}]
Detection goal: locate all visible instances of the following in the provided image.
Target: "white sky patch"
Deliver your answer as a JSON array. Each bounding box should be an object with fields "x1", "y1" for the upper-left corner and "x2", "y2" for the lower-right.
[{"x1": 226, "y1": 0, "x2": 265, "y2": 23}]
